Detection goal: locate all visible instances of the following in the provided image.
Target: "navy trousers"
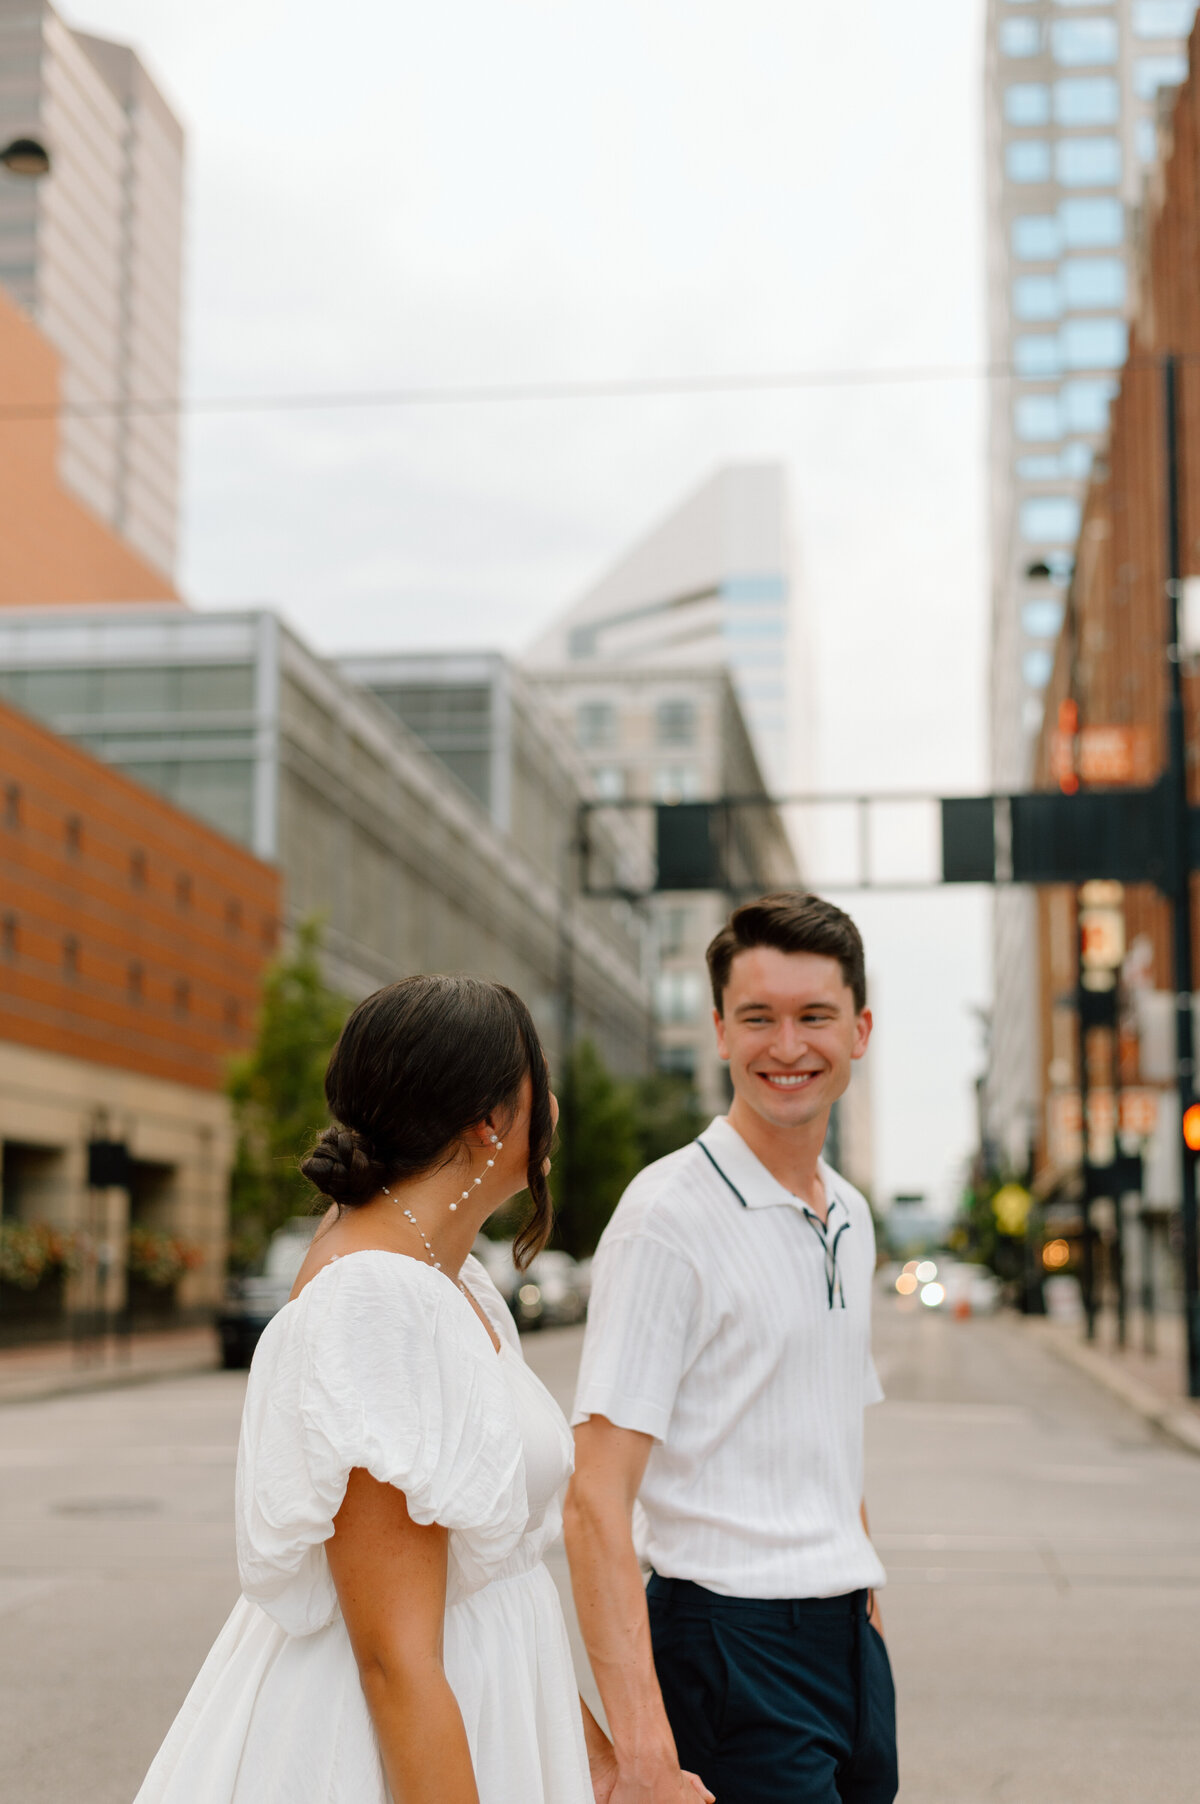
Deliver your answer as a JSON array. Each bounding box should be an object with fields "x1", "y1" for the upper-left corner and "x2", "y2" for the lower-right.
[{"x1": 648, "y1": 1575, "x2": 898, "y2": 1804}]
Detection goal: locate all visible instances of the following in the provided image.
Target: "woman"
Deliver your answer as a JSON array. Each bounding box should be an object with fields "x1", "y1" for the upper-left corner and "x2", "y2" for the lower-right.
[{"x1": 135, "y1": 975, "x2": 711, "y2": 1804}]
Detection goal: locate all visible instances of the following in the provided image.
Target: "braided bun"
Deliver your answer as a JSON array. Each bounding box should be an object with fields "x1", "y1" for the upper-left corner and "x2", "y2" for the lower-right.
[{"x1": 299, "y1": 1126, "x2": 388, "y2": 1206}]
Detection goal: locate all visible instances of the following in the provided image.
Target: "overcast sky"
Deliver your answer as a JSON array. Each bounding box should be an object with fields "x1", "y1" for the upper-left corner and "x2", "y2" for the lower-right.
[{"x1": 69, "y1": 0, "x2": 992, "y2": 1211}]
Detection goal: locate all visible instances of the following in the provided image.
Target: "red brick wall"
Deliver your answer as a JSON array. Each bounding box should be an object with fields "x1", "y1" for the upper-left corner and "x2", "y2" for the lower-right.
[{"x1": 0, "y1": 698, "x2": 280, "y2": 1091}]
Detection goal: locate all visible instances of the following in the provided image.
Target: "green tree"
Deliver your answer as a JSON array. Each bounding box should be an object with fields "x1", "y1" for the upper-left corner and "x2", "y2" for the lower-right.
[{"x1": 226, "y1": 917, "x2": 351, "y2": 1268}]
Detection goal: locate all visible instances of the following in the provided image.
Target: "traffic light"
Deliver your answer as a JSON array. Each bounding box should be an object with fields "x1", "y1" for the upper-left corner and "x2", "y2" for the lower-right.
[{"x1": 1184, "y1": 1105, "x2": 1200, "y2": 1153}]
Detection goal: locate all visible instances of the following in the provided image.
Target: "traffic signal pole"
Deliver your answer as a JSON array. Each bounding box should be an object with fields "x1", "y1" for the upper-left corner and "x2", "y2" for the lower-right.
[{"x1": 1162, "y1": 354, "x2": 1200, "y2": 1400}]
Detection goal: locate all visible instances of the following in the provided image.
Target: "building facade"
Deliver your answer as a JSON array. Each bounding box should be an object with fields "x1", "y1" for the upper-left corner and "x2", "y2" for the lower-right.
[
  {"x1": 984, "y1": 0, "x2": 1198, "y2": 1169},
  {"x1": 526, "y1": 661, "x2": 797, "y2": 1112},
  {"x1": 0, "y1": 283, "x2": 176, "y2": 606},
  {"x1": 0, "y1": 693, "x2": 279, "y2": 1338},
  {"x1": 526, "y1": 464, "x2": 808, "y2": 797},
  {"x1": 1029, "y1": 14, "x2": 1200, "y2": 1300},
  {"x1": 0, "y1": 607, "x2": 652, "y2": 1079},
  {"x1": 0, "y1": 1, "x2": 183, "y2": 577}
]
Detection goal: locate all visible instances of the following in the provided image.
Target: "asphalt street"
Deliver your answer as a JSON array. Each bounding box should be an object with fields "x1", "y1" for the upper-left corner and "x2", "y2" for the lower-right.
[{"x1": 1, "y1": 1297, "x2": 1198, "y2": 1803}]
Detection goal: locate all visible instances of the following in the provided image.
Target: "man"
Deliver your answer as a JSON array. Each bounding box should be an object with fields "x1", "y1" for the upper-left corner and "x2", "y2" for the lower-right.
[{"x1": 565, "y1": 892, "x2": 896, "y2": 1804}]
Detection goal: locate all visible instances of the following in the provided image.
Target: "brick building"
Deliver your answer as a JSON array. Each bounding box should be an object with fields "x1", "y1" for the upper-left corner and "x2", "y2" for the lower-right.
[
  {"x1": 1032, "y1": 18, "x2": 1200, "y2": 1244},
  {"x1": 0, "y1": 696, "x2": 279, "y2": 1339}
]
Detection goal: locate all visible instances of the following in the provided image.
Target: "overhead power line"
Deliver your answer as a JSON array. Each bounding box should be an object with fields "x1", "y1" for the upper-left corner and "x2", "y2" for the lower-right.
[{"x1": 0, "y1": 351, "x2": 1181, "y2": 422}]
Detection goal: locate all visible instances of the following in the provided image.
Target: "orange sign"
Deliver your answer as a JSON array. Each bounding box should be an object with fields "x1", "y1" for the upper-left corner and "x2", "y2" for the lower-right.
[{"x1": 1050, "y1": 725, "x2": 1154, "y2": 788}]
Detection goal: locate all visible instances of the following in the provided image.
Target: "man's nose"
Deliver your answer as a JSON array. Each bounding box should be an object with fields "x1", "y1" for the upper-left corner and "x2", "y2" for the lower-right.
[{"x1": 771, "y1": 1019, "x2": 807, "y2": 1062}]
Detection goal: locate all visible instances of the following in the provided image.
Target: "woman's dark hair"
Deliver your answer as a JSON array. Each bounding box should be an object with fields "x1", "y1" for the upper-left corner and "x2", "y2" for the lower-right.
[
  {"x1": 706, "y1": 892, "x2": 867, "y2": 1014},
  {"x1": 300, "y1": 974, "x2": 554, "y2": 1269}
]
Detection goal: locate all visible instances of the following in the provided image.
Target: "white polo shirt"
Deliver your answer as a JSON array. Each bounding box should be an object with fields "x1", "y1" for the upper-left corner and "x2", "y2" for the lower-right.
[{"x1": 572, "y1": 1115, "x2": 887, "y2": 1600}]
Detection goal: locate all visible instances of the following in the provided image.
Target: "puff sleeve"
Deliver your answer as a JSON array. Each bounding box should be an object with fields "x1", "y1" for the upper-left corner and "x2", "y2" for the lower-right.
[{"x1": 235, "y1": 1253, "x2": 527, "y2": 1636}]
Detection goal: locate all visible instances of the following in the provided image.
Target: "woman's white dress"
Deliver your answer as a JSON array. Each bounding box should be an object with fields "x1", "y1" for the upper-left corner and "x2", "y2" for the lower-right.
[{"x1": 134, "y1": 1250, "x2": 593, "y2": 1804}]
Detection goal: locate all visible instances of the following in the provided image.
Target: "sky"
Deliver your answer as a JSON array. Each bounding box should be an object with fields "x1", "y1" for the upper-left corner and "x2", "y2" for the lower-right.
[{"x1": 67, "y1": 0, "x2": 993, "y2": 1212}]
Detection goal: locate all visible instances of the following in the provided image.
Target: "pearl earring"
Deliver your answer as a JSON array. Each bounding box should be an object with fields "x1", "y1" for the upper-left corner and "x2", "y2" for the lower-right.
[{"x1": 449, "y1": 1133, "x2": 501, "y2": 1212}]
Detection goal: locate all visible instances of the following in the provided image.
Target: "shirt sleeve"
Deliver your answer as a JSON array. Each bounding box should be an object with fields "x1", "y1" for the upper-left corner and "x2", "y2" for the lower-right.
[
  {"x1": 571, "y1": 1231, "x2": 702, "y2": 1441},
  {"x1": 864, "y1": 1349, "x2": 885, "y2": 1407}
]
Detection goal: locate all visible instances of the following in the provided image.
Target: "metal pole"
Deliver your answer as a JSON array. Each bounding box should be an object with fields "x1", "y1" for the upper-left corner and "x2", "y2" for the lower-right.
[
  {"x1": 1162, "y1": 353, "x2": 1200, "y2": 1399},
  {"x1": 1076, "y1": 901, "x2": 1097, "y2": 1342}
]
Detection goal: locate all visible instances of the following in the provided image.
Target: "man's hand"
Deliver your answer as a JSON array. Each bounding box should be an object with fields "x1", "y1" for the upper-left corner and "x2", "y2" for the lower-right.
[{"x1": 567, "y1": 1419, "x2": 714, "y2": 1804}]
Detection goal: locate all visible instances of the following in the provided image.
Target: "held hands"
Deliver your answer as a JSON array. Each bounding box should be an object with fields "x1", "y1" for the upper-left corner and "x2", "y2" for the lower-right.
[{"x1": 589, "y1": 1743, "x2": 714, "y2": 1804}]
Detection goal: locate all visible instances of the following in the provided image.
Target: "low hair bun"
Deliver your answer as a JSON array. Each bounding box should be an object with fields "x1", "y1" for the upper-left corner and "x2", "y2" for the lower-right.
[{"x1": 300, "y1": 1125, "x2": 388, "y2": 1206}]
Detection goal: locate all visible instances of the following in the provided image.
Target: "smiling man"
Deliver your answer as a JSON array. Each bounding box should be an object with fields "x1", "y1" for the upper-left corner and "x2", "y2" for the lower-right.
[{"x1": 565, "y1": 893, "x2": 897, "y2": 1804}]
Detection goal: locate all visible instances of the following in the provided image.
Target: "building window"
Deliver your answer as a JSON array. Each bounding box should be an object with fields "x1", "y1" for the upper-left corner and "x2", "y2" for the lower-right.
[
  {"x1": 1005, "y1": 82, "x2": 1051, "y2": 125},
  {"x1": 656, "y1": 906, "x2": 691, "y2": 958},
  {"x1": 261, "y1": 917, "x2": 277, "y2": 951},
  {"x1": 1054, "y1": 75, "x2": 1121, "y2": 127},
  {"x1": 1013, "y1": 274, "x2": 1061, "y2": 320},
  {"x1": 1133, "y1": 1, "x2": 1195, "y2": 37},
  {"x1": 173, "y1": 979, "x2": 190, "y2": 1017},
  {"x1": 1006, "y1": 140, "x2": 1052, "y2": 183},
  {"x1": 654, "y1": 970, "x2": 704, "y2": 1025},
  {"x1": 1020, "y1": 496, "x2": 1082, "y2": 544},
  {"x1": 225, "y1": 898, "x2": 243, "y2": 933},
  {"x1": 1001, "y1": 18, "x2": 1041, "y2": 57},
  {"x1": 223, "y1": 996, "x2": 241, "y2": 1034},
  {"x1": 4, "y1": 783, "x2": 19, "y2": 829},
  {"x1": 64, "y1": 814, "x2": 82, "y2": 855},
  {"x1": 1137, "y1": 116, "x2": 1160, "y2": 163},
  {"x1": 1060, "y1": 315, "x2": 1127, "y2": 370},
  {"x1": 175, "y1": 873, "x2": 192, "y2": 910},
  {"x1": 130, "y1": 848, "x2": 147, "y2": 889},
  {"x1": 2, "y1": 913, "x2": 16, "y2": 960},
  {"x1": 128, "y1": 962, "x2": 143, "y2": 1002},
  {"x1": 1060, "y1": 375, "x2": 1118, "y2": 432},
  {"x1": 575, "y1": 700, "x2": 616, "y2": 749},
  {"x1": 1015, "y1": 394, "x2": 1062, "y2": 441},
  {"x1": 63, "y1": 936, "x2": 79, "y2": 979},
  {"x1": 656, "y1": 1045, "x2": 697, "y2": 1078},
  {"x1": 1023, "y1": 648, "x2": 1055, "y2": 689},
  {"x1": 1060, "y1": 255, "x2": 1126, "y2": 309},
  {"x1": 1014, "y1": 335, "x2": 1063, "y2": 378},
  {"x1": 652, "y1": 766, "x2": 701, "y2": 803},
  {"x1": 1016, "y1": 452, "x2": 1063, "y2": 480},
  {"x1": 655, "y1": 698, "x2": 696, "y2": 747},
  {"x1": 1056, "y1": 136, "x2": 1121, "y2": 186},
  {"x1": 1061, "y1": 442, "x2": 1094, "y2": 480},
  {"x1": 1059, "y1": 195, "x2": 1123, "y2": 248},
  {"x1": 1023, "y1": 599, "x2": 1066, "y2": 640},
  {"x1": 1135, "y1": 52, "x2": 1189, "y2": 98},
  {"x1": 1013, "y1": 215, "x2": 1060, "y2": 260},
  {"x1": 591, "y1": 765, "x2": 626, "y2": 801},
  {"x1": 1051, "y1": 18, "x2": 1119, "y2": 66}
]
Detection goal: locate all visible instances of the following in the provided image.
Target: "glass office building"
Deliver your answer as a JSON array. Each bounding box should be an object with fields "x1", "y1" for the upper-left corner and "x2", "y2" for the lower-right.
[{"x1": 984, "y1": 0, "x2": 1198, "y2": 1166}]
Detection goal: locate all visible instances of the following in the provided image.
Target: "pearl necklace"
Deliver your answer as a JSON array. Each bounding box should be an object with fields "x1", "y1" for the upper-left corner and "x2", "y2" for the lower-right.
[{"x1": 381, "y1": 1186, "x2": 467, "y2": 1294}]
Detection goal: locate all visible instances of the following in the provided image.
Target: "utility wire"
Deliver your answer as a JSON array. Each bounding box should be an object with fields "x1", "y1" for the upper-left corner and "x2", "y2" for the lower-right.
[
  {"x1": 0, "y1": 353, "x2": 1168, "y2": 422},
  {"x1": 0, "y1": 350, "x2": 1182, "y2": 422}
]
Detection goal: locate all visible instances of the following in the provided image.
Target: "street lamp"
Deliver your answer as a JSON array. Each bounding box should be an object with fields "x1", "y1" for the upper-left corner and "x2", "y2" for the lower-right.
[{"x1": 0, "y1": 137, "x2": 51, "y2": 178}]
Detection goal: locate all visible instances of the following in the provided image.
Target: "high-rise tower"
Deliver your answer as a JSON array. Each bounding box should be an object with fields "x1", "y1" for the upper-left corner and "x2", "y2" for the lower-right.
[
  {"x1": 0, "y1": 2, "x2": 183, "y2": 578},
  {"x1": 983, "y1": 0, "x2": 1197, "y2": 1168}
]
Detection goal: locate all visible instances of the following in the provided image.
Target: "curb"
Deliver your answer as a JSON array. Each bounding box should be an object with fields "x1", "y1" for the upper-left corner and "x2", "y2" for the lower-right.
[{"x1": 1031, "y1": 1321, "x2": 1200, "y2": 1457}]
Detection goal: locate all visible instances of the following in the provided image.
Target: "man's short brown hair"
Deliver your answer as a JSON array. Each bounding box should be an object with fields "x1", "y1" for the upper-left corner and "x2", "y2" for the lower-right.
[{"x1": 706, "y1": 892, "x2": 867, "y2": 1014}]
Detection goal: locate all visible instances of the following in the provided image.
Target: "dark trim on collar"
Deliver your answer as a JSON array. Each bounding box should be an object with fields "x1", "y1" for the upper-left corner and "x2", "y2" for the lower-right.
[{"x1": 696, "y1": 1138, "x2": 748, "y2": 1208}]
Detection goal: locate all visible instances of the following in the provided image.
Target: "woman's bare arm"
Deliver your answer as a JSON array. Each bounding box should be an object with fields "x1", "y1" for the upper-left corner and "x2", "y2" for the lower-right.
[{"x1": 326, "y1": 1467, "x2": 478, "y2": 1804}]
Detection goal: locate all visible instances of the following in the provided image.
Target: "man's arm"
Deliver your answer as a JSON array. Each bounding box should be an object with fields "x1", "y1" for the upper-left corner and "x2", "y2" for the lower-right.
[
  {"x1": 860, "y1": 1498, "x2": 884, "y2": 1637},
  {"x1": 565, "y1": 1416, "x2": 711, "y2": 1804}
]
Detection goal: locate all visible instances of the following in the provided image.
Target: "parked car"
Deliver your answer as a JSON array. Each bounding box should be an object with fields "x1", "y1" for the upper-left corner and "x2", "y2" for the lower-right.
[
  {"x1": 472, "y1": 1237, "x2": 587, "y2": 1331},
  {"x1": 217, "y1": 1217, "x2": 317, "y2": 1369}
]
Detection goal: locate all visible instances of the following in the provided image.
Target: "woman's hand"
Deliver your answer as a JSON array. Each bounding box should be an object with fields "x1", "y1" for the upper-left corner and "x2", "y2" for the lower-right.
[{"x1": 588, "y1": 1738, "x2": 619, "y2": 1803}]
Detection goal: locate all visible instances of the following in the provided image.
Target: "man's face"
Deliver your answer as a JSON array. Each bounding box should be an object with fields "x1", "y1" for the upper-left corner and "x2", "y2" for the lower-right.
[{"x1": 713, "y1": 946, "x2": 871, "y2": 1130}]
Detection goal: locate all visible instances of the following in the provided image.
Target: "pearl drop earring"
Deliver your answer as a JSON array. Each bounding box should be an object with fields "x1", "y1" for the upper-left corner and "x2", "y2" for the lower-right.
[{"x1": 449, "y1": 1133, "x2": 502, "y2": 1212}]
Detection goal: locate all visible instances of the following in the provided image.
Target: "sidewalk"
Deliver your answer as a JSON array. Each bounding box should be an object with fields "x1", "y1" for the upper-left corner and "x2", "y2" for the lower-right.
[
  {"x1": 1031, "y1": 1309, "x2": 1200, "y2": 1455},
  {"x1": 0, "y1": 1325, "x2": 220, "y2": 1406}
]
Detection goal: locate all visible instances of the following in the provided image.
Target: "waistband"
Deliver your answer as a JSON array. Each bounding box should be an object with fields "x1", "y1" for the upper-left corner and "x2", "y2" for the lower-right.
[{"x1": 647, "y1": 1573, "x2": 869, "y2": 1621}]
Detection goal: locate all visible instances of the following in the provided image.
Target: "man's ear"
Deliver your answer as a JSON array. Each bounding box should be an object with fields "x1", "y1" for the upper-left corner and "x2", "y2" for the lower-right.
[
  {"x1": 713, "y1": 1006, "x2": 730, "y2": 1062},
  {"x1": 851, "y1": 1008, "x2": 873, "y2": 1061}
]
